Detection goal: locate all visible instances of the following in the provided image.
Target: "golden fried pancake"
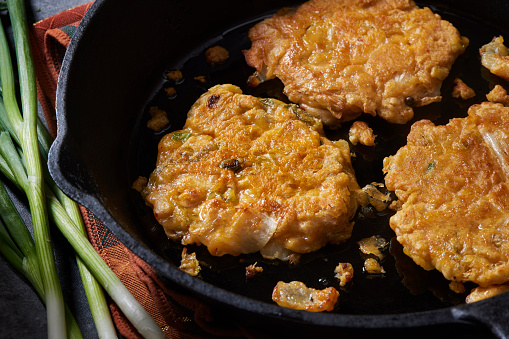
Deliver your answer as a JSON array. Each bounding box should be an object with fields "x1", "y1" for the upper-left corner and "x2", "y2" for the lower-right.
[
  {"x1": 383, "y1": 102, "x2": 509, "y2": 286},
  {"x1": 243, "y1": 0, "x2": 468, "y2": 126},
  {"x1": 142, "y1": 84, "x2": 359, "y2": 260}
]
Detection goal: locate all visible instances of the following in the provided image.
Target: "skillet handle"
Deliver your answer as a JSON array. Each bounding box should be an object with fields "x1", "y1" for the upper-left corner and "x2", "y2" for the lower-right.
[{"x1": 451, "y1": 292, "x2": 509, "y2": 339}]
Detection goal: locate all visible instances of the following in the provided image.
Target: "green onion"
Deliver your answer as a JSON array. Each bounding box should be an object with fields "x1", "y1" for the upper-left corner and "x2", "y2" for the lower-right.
[
  {"x1": 46, "y1": 191, "x2": 167, "y2": 338},
  {"x1": 0, "y1": 230, "x2": 25, "y2": 273},
  {"x1": 0, "y1": 131, "x2": 27, "y2": 187},
  {"x1": 0, "y1": 181, "x2": 83, "y2": 339},
  {"x1": 0, "y1": 1, "x2": 168, "y2": 338},
  {"x1": 56, "y1": 193, "x2": 118, "y2": 339},
  {"x1": 0, "y1": 12, "x2": 105, "y2": 339},
  {"x1": 425, "y1": 162, "x2": 436, "y2": 174},
  {"x1": 171, "y1": 131, "x2": 192, "y2": 141},
  {"x1": 0, "y1": 143, "x2": 166, "y2": 338},
  {"x1": 0, "y1": 41, "x2": 116, "y2": 339},
  {"x1": 2, "y1": 1, "x2": 67, "y2": 336},
  {"x1": 0, "y1": 212, "x2": 24, "y2": 260}
]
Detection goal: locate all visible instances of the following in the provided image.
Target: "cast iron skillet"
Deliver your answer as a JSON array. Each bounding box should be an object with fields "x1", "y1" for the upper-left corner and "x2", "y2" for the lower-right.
[{"x1": 49, "y1": 0, "x2": 509, "y2": 337}]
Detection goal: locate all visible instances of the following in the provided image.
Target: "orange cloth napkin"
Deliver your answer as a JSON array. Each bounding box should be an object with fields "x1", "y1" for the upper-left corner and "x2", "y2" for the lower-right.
[{"x1": 29, "y1": 3, "x2": 247, "y2": 338}]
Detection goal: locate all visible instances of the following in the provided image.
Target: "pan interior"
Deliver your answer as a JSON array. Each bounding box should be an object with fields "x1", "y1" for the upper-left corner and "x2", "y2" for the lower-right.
[{"x1": 126, "y1": 1, "x2": 509, "y2": 316}]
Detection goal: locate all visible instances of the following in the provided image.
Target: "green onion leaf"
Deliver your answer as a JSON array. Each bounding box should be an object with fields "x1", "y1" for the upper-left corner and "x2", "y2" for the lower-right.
[
  {"x1": 171, "y1": 131, "x2": 192, "y2": 141},
  {"x1": 425, "y1": 162, "x2": 436, "y2": 174}
]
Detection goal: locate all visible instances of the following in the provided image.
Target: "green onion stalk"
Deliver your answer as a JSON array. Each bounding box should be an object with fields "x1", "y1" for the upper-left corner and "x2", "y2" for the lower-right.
[
  {"x1": 2, "y1": 0, "x2": 66, "y2": 336},
  {"x1": 0, "y1": 1, "x2": 114, "y2": 337},
  {"x1": 0, "y1": 126, "x2": 167, "y2": 338},
  {"x1": 0, "y1": 127, "x2": 166, "y2": 338},
  {"x1": 0, "y1": 178, "x2": 83, "y2": 339},
  {"x1": 0, "y1": 0, "x2": 168, "y2": 338}
]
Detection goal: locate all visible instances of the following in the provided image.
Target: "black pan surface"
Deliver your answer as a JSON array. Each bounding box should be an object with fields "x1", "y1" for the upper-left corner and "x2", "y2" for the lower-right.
[{"x1": 50, "y1": 0, "x2": 509, "y2": 337}]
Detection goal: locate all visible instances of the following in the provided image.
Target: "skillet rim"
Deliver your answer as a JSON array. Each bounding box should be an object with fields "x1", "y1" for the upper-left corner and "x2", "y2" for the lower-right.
[{"x1": 49, "y1": 0, "x2": 509, "y2": 334}]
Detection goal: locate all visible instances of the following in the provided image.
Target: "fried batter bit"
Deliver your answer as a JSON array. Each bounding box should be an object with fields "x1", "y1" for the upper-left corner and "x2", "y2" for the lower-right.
[
  {"x1": 272, "y1": 281, "x2": 339, "y2": 312},
  {"x1": 243, "y1": 0, "x2": 468, "y2": 127},
  {"x1": 480, "y1": 36, "x2": 509, "y2": 81}
]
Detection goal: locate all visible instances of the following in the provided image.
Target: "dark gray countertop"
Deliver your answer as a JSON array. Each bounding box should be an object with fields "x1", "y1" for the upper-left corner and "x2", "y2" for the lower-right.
[{"x1": 30, "y1": 0, "x2": 90, "y2": 22}]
